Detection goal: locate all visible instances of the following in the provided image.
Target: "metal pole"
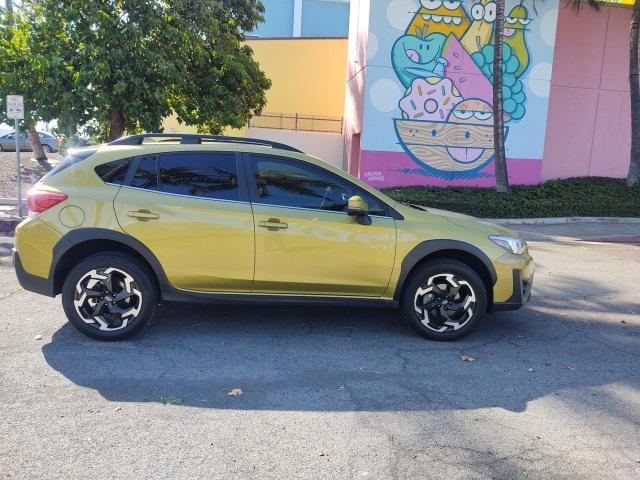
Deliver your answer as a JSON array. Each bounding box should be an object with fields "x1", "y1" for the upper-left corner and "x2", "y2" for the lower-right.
[{"x1": 15, "y1": 119, "x2": 22, "y2": 217}]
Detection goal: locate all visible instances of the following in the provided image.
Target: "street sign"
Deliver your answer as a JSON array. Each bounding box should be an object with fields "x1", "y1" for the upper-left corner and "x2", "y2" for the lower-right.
[{"x1": 6, "y1": 95, "x2": 24, "y2": 120}]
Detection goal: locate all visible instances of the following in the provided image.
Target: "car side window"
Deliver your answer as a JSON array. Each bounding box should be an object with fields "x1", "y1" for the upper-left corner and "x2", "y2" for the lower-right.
[
  {"x1": 131, "y1": 157, "x2": 158, "y2": 189},
  {"x1": 251, "y1": 155, "x2": 387, "y2": 215},
  {"x1": 130, "y1": 152, "x2": 240, "y2": 201},
  {"x1": 94, "y1": 158, "x2": 131, "y2": 185},
  {"x1": 157, "y1": 152, "x2": 239, "y2": 201}
]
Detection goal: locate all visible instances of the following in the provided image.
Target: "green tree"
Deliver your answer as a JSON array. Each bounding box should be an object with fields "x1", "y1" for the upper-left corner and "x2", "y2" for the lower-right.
[
  {"x1": 0, "y1": 1, "x2": 76, "y2": 166},
  {"x1": 34, "y1": 0, "x2": 271, "y2": 141}
]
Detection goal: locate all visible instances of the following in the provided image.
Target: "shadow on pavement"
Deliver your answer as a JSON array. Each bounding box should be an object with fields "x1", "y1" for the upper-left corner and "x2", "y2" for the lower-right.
[{"x1": 41, "y1": 295, "x2": 639, "y2": 412}]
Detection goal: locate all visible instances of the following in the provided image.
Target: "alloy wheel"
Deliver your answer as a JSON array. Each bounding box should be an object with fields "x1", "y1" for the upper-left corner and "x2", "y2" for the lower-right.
[
  {"x1": 73, "y1": 267, "x2": 143, "y2": 331},
  {"x1": 414, "y1": 273, "x2": 477, "y2": 332}
]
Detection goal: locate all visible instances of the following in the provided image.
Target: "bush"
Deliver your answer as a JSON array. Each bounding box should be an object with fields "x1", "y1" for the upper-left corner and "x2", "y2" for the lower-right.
[{"x1": 382, "y1": 177, "x2": 640, "y2": 218}]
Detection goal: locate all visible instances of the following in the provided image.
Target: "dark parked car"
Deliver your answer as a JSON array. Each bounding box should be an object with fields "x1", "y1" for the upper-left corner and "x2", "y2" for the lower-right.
[{"x1": 0, "y1": 131, "x2": 61, "y2": 153}]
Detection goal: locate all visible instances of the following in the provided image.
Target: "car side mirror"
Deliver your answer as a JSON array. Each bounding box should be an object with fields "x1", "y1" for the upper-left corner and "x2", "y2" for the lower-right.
[{"x1": 347, "y1": 195, "x2": 372, "y2": 226}]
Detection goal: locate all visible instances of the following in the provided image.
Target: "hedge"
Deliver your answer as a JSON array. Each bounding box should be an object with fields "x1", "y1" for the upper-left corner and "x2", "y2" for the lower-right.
[{"x1": 382, "y1": 177, "x2": 640, "y2": 218}]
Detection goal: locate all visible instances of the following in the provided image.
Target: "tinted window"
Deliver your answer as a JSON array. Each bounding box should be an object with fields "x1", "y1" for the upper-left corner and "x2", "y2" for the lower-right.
[
  {"x1": 252, "y1": 155, "x2": 386, "y2": 215},
  {"x1": 130, "y1": 153, "x2": 240, "y2": 201},
  {"x1": 94, "y1": 158, "x2": 130, "y2": 185},
  {"x1": 131, "y1": 157, "x2": 158, "y2": 189}
]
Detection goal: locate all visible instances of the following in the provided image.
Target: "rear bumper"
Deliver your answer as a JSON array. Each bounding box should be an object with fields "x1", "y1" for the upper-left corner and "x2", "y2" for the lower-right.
[
  {"x1": 492, "y1": 261, "x2": 534, "y2": 312},
  {"x1": 13, "y1": 251, "x2": 55, "y2": 297}
]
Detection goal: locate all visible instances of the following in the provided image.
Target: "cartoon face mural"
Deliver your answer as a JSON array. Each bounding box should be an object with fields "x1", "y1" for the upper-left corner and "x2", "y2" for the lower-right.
[
  {"x1": 460, "y1": 0, "x2": 496, "y2": 54},
  {"x1": 391, "y1": 32, "x2": 448, "y2": 87},
  {"x1": 504, "y1": 4, "x2": 532, "y2": 77},
  {"x1": 406, "y1": 0, "x2": 470, "y2": 38},
  {"x1": 357, "y1": 0, "x2": 559, "y2": 188},
  {"x1": 389, "y1": 0, "x2": 534, "y2": 178}
]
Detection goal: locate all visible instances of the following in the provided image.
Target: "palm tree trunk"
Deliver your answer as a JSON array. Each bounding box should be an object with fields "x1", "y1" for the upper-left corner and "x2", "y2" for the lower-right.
[
  {"x1": 108, "y1": 108, "x2": 126, "y2": 141},
  {"x1": 493, "y1": 0, "x2": 510, "y2": 193},
  {"x1": 27, "y1": 122, "x2": 50, "y2": 170},
  {"x1": 628, "y1": 0, "x2": 640, "y2": 186}
]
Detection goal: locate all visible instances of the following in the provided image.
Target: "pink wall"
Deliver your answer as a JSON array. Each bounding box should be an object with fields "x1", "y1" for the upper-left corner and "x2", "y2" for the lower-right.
[{"x1": 542, "y1": 5, "x2": 632, "y2": 180}]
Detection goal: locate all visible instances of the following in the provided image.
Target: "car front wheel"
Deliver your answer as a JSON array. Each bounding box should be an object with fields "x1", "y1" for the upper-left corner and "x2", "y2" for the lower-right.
[
  {"x1": 400, "y1": 259, "x2": 487, "y2": 341},
  {"x1": 61, "y1": 253, "x2": 158, "y2": 340}
]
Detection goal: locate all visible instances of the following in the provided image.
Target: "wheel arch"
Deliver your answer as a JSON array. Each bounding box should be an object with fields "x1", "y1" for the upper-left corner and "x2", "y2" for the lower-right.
[
  {"x1": 394, "y1": 240, "x2": 497, "y2": 309},
  {"x1": 51, "y1": 228, "x2": 169, "y2": 298}
]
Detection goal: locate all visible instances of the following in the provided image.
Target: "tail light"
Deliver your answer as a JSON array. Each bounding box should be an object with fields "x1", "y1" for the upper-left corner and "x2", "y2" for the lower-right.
[{"x1": 27, "y1": 189, "x2": 68, "y2": 215}]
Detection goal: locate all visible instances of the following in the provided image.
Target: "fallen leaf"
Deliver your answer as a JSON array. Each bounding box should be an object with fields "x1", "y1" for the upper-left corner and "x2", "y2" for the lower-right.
[
  {"x1": 620, "y1": 320, "x2": 627, "y2": 325},
  {"x1": 460, "y1": 355, "x2": 475, "y2": 362},
  {"x1": 228, "y1": 388, "x2": 243, "y2": 397},
  {"x1": 34, "y1": 335, "x2": 42, "y2": 340},
  {"x1": 113, "y1": 406, "x2": 122, "y2": 412},
  {"x1": 527, "y1": 368, "x2": 535, "y2": 372},
  {"x1": 160, "y1": 395, "x2": 183, "y2": 405}
]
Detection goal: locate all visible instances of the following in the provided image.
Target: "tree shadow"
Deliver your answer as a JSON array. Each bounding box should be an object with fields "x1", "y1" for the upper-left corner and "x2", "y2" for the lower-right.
[{"x1": 41, "y1": 291, "x2": 639, "y2": 412}]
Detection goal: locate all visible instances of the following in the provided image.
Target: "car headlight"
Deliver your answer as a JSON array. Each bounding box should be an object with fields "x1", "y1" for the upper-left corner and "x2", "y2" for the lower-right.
[{"x1": 489, "y1": 235, "x2": 526, "y2": 255}]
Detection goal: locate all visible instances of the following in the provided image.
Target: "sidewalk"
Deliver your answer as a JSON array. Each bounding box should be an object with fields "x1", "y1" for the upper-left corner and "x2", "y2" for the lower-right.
[{"x1": 510, "y1": 222, "x2": 640, "y2": 244}]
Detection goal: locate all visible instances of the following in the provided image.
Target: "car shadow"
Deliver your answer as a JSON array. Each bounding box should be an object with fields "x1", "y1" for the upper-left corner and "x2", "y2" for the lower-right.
[{"x1": 41, "y1": 293, "x2": 639, "y2": 413}]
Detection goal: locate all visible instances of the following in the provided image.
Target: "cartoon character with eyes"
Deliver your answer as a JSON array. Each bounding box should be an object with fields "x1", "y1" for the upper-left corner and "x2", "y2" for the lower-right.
[
  {"x1": 460, "y1": 0, "x2": 496, "y2": 54},
  {"x1": 504, "y1": 4, "x2": 532, "y2": 77},
  {"x1": 406, "y1": 0, "x2": 470, "y2": 38},
  {"x1": 445, "y1": 99, "x2": 495, "y2": 164},
  {"x1": 392, "y1": 32, "x2": 449, "y2": 87}
]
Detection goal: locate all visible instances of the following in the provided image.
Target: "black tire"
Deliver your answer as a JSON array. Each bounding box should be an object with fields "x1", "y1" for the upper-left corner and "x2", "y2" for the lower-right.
[
  {"x1": 400, "y1": 259, "x2": 487, "y2": 341},
  {"x1": 61, "y1": 252, "x2": 158, "y2": 340},
  {"x1": 42, "y1": 144, "x2": 52, "y2": 153}
]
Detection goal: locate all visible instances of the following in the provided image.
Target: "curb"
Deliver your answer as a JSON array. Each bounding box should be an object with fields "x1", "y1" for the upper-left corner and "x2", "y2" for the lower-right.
[{"x1": 486, "y1": 217, "x2": 640, "y2": 225}]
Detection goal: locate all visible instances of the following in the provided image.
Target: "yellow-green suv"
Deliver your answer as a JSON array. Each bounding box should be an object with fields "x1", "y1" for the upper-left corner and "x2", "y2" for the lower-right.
[{"x1": 14, "y1": 134, "x2": 533, "y2": 341}]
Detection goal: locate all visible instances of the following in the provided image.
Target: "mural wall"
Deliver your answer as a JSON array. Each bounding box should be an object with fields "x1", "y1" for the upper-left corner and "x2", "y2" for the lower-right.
[{"x1": 358, "y1": 0, "x2": 560, "y2": 187}]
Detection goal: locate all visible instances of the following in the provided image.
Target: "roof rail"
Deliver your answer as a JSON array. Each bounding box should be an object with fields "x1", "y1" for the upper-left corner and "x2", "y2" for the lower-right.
[{"x1": 107, "y1": 133, "x2": 303, "y2": 153}]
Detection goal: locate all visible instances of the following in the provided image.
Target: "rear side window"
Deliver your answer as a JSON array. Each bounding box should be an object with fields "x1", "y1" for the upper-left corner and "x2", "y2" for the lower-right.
[
  {"x1": 131, "y1": 157, "x2": 158, "y2": 189},
  {"x1": 94, "y1": 158, "x2": 131, "y2": 185},
  {"x1": 130, "y1": 152, "x2": 240, "y2": 201}
]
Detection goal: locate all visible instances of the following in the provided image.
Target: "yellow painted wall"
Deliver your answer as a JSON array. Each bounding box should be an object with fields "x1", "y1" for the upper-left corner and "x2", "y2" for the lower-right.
[{"x1": 163, "y1": 38, "x2": 348, "y2": 134}]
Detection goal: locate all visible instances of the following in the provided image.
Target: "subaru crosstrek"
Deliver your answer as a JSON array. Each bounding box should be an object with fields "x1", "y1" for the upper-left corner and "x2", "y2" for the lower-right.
[{"x1": 14, "y1": 133, "x2": 533, "y2": 341}]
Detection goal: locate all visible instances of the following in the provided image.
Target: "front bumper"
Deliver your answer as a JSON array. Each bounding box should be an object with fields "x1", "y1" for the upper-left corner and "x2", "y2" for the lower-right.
[{"x1": 492, "y1": 258, "x2": 534, "y2": 311}]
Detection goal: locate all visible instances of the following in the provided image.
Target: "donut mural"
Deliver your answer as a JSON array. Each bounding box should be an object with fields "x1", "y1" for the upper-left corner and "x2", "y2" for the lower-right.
[{"x1": 359, "y1": 0, "x2": 559, "y2": 187}]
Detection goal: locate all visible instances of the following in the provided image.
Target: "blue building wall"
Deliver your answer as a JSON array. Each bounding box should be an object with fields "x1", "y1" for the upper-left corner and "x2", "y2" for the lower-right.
[{"x1": 251, "y1": 0, "x2": 350, "y2": 38}]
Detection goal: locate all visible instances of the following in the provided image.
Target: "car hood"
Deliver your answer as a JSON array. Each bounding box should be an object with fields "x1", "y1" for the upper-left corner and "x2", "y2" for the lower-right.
[{"x1": 404, "y1": 204, "x2": 519, "y2": 238}]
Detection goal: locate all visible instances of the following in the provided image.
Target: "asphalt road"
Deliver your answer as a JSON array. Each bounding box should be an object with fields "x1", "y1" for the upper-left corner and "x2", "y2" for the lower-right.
[{"x1": 0, "y1": 225, "x2": 639, "y2": 479}]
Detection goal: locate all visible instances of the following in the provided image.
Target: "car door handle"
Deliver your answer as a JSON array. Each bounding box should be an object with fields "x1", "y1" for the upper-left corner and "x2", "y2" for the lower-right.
[
  {"x1": 127, "y1": 209, "x2": 159, "y2": 220},
  {"x1": 258, "y1": 218, "x2": 288, "y2": 230}
]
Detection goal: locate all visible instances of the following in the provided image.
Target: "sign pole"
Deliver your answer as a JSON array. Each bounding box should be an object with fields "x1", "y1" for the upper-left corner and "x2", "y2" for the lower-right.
[
  {"x1": 15, "y1": 118, "x2": 22, "y2": 217},
  {"x1": 6, "y1": 95, "x2": 25, "y2": 217}
]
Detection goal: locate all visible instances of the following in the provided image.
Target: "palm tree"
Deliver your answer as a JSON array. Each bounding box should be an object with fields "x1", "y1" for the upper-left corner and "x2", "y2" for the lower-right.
[
  {"x1": 629, "y1": 0, "x2": 640, "y2": 186},
  {"x1": 571, "y1": 0, "x2": 639, "y2": 186},
  {"x1": 493, "y1": 0, "x2": 509, "y2": 193}
]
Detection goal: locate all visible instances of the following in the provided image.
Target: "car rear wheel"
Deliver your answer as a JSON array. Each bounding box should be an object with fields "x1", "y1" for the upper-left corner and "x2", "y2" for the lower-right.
[
  {"x1": 400, "y1": 259, "x2": 487, "y2": 341},
  {"x1": 42, "y1": 144, "x2": 52, "y2": 153},
  {"x1": 61, "y1": 253, "x2": 158, "y2": 340}
]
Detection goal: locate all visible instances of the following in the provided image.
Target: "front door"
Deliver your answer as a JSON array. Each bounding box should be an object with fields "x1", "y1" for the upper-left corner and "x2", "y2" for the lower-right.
[
  {"x1": 113, "y1": 151, "x2": 254, "y2": 292},
  {"x1": 246, "y1": 154, "x2": 397, "y2": 297}
]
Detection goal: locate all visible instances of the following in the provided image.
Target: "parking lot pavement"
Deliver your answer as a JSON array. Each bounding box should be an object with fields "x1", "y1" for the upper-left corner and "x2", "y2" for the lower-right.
[{"x1": 0, "y1": 233, "x2": 639, "y2": 479}]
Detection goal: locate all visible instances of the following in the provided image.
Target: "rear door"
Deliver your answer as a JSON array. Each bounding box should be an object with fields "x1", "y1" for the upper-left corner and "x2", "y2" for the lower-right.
[{"x1": 113, "y1": 150, "x2": 255, "y2": 292}]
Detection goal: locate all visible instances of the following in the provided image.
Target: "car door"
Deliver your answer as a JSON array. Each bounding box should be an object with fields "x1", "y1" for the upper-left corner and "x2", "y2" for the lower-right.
[
  {"x1": 0, "y1": 133, "x2": 15, "y2": 150},
  {"x1": 19, "y1": 132, "x2": 30, "y2": 150},
  {"x1": 113, "y1": 150, "x2": 255, "y2": 292},
  {"x1": 246, "y1": 153, "x2": 397, "y2": 297}
]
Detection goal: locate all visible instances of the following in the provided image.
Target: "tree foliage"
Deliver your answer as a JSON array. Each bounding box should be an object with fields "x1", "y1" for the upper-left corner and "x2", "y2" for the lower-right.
[{"x1": 1, "y1": 0, "x2": 271, "y2": 142}]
